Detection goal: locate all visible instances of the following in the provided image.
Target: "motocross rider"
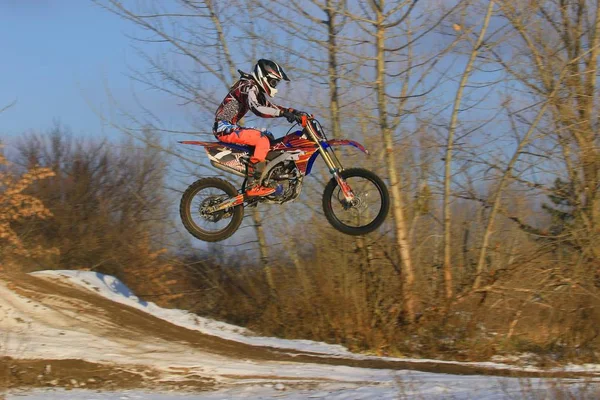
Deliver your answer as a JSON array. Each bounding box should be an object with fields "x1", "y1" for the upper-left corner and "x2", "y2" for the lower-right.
[{"x1": 213, "y1": 59, "x2": 299, "y2": 197}]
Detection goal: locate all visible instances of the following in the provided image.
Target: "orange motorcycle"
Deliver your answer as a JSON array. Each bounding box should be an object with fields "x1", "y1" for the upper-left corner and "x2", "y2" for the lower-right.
[{"x1": 179, "y1": 114, "x2": 389, "y2": 242}]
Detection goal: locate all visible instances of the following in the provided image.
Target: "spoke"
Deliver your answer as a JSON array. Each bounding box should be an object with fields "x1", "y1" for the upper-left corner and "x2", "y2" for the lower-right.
[
  {"x1": 189, "y1": 187, "x2": 234, "y2": 234},
  {"x1": 330, "y1": 176, "x2": 382, "y2": 228}
]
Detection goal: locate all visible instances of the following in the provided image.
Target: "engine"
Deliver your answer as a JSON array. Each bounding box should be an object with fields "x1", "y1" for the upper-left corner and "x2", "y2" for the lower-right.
[{"x1": 262, "y1": 161, "x2": 303, "y2": 204}]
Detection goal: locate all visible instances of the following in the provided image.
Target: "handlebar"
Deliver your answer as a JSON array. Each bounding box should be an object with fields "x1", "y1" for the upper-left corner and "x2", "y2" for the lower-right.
[
  {"x1": 292, "y1": 110, "x2": 313, "y2": 127},
  {"x1": 289, "y1": 112, "x2": 328, "y2": 142}
]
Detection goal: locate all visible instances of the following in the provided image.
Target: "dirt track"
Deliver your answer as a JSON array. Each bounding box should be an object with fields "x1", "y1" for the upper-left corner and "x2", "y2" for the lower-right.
[{"x1": 1, "y1": 272, "x2": 597, "y2": 392}]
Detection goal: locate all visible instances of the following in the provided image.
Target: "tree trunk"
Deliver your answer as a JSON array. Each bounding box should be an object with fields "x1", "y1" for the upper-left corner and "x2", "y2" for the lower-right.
[
  {"x1": 214, "y1": 0, "x2": 272, "y2": 269},
  {"x1": 374, "y1": 1, "x2": 416, "y2": 323},
  {"x1": 326, "y1": 0, "x2": 342, "y2": 139},
  {"x1": 443, "y1": 1, "x2": 495, "y2": 300}
]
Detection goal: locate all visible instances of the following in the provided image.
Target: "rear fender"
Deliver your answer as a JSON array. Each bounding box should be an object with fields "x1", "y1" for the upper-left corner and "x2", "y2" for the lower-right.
[
  {"x1": 179, "y1": 141, "x2": 250, "y2": 177},
  {"x1": 178, "y1": 140, "x2": 219, "y2": 147},
  {"x1": 178, "y1": 141, "x2": 250, "y2": 152}
]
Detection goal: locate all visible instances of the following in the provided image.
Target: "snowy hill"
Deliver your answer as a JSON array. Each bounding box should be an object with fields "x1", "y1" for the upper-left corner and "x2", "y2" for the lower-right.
[{"x1": 1, "y1": 271, "x2": 599, "y2": 399}]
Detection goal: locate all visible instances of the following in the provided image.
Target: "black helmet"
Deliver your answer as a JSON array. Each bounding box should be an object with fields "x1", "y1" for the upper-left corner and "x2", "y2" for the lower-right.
[{"x1": 252, "y1": 59, "x2": 290, "y2": 97}]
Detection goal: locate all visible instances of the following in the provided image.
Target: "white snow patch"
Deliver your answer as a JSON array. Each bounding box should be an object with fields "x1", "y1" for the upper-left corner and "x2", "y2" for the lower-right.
[
  {"x1": 30, "y1": 270, "x2": 354, "y2": 356},
  {"x1": 564, "y1": 364, "x2": 600, "y2": 373},
  {"x1": 29, "y1": 270, "x2": 600, "y2": 376},
  {"x1": 8, "y1": 373, "x2": 600, "y2": 400}
]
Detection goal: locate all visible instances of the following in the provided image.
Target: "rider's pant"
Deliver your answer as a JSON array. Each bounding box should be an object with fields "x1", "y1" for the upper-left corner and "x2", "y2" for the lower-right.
[{"x1": 217, "y1": 128, "x2": 270, "y2": 164}]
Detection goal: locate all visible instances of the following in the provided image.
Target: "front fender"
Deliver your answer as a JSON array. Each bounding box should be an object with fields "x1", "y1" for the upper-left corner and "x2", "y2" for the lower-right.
[
  {"x1": 305, "y1": 139, "x2": 369, "y2": 175},
  {"x1": 325, "y1": 139, "x2": 369, "y2": 155}
]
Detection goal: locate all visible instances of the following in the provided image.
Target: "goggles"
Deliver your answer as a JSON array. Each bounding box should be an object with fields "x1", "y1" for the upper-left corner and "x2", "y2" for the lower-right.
[{"x1": 267, "y1": 77, "x2": 280, "y2": 88}]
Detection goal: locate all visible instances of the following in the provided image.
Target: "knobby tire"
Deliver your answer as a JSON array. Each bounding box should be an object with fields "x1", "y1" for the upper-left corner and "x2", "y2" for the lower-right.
[
  {"x1": 180, "y1": 178, "x2": 244, "y2": 242},
  {"x1": 322, "y1": 168, "x2": 390, "y2": 235}
]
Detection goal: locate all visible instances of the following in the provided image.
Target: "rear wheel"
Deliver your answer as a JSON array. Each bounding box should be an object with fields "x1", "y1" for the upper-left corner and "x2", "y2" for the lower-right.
[
  {"x1": 322, "y1": 168, "x2": 389, "y2": 235},
  {"x1": 180, "y1": 178, "x2": 244, "y2": 242}
]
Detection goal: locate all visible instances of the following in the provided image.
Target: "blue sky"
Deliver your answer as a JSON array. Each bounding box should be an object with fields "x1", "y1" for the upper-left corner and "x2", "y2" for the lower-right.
[
  {"x1": 0, "y1": 0, "x2": 517, "y2": 168},
  {"x1": 0, "y1": 1, "x2": 172, "y2": 140},
  {"x1": 0, "y1": 1, "x2": 492, "y2": 140}
]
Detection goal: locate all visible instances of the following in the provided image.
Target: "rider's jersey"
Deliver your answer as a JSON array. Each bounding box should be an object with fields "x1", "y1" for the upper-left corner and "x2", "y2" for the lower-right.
[{"x1": 214, "y1": 77, "x2": 284, "y2": 134}]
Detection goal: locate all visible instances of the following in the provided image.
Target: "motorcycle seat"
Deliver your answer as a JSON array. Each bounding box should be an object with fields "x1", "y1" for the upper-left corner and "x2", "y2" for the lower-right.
[{"x1": 216, "y1": 142, "x2": 253, "y2": 152}]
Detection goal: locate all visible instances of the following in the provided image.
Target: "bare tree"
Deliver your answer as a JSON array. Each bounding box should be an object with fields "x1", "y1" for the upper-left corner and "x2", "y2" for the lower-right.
[
  {"x1": 337, "y1": 0, "x2": 465, "y2": 322},
  {"x1": 252, "y1": 0, "x2": 349, "y2": 139},
  {"x1": 488, "y1": 0, "x2": 600, "y2": 261},
  {"x1": 472, "y1": 17, "x2": 600, "y2": 287},
  {"x1": 443, "y1": 1, "x2": 495, "y2": 300}
]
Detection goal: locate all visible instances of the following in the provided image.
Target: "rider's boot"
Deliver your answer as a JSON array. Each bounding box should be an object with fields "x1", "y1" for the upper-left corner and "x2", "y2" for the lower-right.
[{"x1": 246, "y1": 161, "x2": 275, "y2": 197}]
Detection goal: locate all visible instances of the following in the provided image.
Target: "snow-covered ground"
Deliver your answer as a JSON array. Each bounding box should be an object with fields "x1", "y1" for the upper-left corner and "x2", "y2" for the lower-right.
[
  {"x1": 2, "y1": 270, "x2": 600, "y2": 399},
  {"x1": 27, "y1": 270, "x2": 600, "y2": 375},
  {"x1": 8, "y1": 375, "x2": 599, "y2": 400}
]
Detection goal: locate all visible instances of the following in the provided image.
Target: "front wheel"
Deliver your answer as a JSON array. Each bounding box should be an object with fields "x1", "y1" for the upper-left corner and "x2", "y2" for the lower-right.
[
  {"x1": 322, "y1": 168, "x2": 390, "y2": 235},
  {"x1": 180, "y1": 178, "x2": 244, "y2": 242}
]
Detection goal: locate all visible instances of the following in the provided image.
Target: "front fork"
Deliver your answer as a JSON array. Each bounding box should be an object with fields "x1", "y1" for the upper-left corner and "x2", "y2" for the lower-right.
[
  {"x1": 333, "y1": 172, "x2": 355, "y2": 203},
  {"x1": 305, "y1": 123, "x2": 356, "y2": 203}
]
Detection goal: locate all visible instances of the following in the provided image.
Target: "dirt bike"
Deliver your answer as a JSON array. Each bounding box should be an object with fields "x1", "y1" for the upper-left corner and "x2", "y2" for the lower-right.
[{"x1": 179, "y1": 113, "x2": 390, "y2": 242}]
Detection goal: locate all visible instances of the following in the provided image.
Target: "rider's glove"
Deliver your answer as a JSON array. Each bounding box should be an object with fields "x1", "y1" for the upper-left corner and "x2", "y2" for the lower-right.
[{"x1": 282, "y1": 108, "x2": 298, "y2": 124}]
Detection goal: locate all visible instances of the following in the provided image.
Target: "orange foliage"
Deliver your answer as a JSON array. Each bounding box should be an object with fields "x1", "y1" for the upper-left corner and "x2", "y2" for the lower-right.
[{"x1": 0, "y1": 149, "x2": 58, "y2": 268}]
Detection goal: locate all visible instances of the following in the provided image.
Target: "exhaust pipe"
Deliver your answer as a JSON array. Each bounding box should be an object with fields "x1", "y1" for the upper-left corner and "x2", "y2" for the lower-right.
[{"x1": 210, "y1": 160, "x2": 246, "y2": 177}]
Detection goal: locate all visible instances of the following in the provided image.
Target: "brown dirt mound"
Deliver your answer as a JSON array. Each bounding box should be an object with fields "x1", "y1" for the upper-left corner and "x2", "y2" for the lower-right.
[{"x1": 0, "y1": 357, "x2": 214, "y2": 392}]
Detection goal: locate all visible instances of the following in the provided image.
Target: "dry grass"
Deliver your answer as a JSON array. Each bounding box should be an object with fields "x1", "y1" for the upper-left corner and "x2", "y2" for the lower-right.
[{"x1": 178, "y1": 225, "x2": 600, "y2": 364}]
